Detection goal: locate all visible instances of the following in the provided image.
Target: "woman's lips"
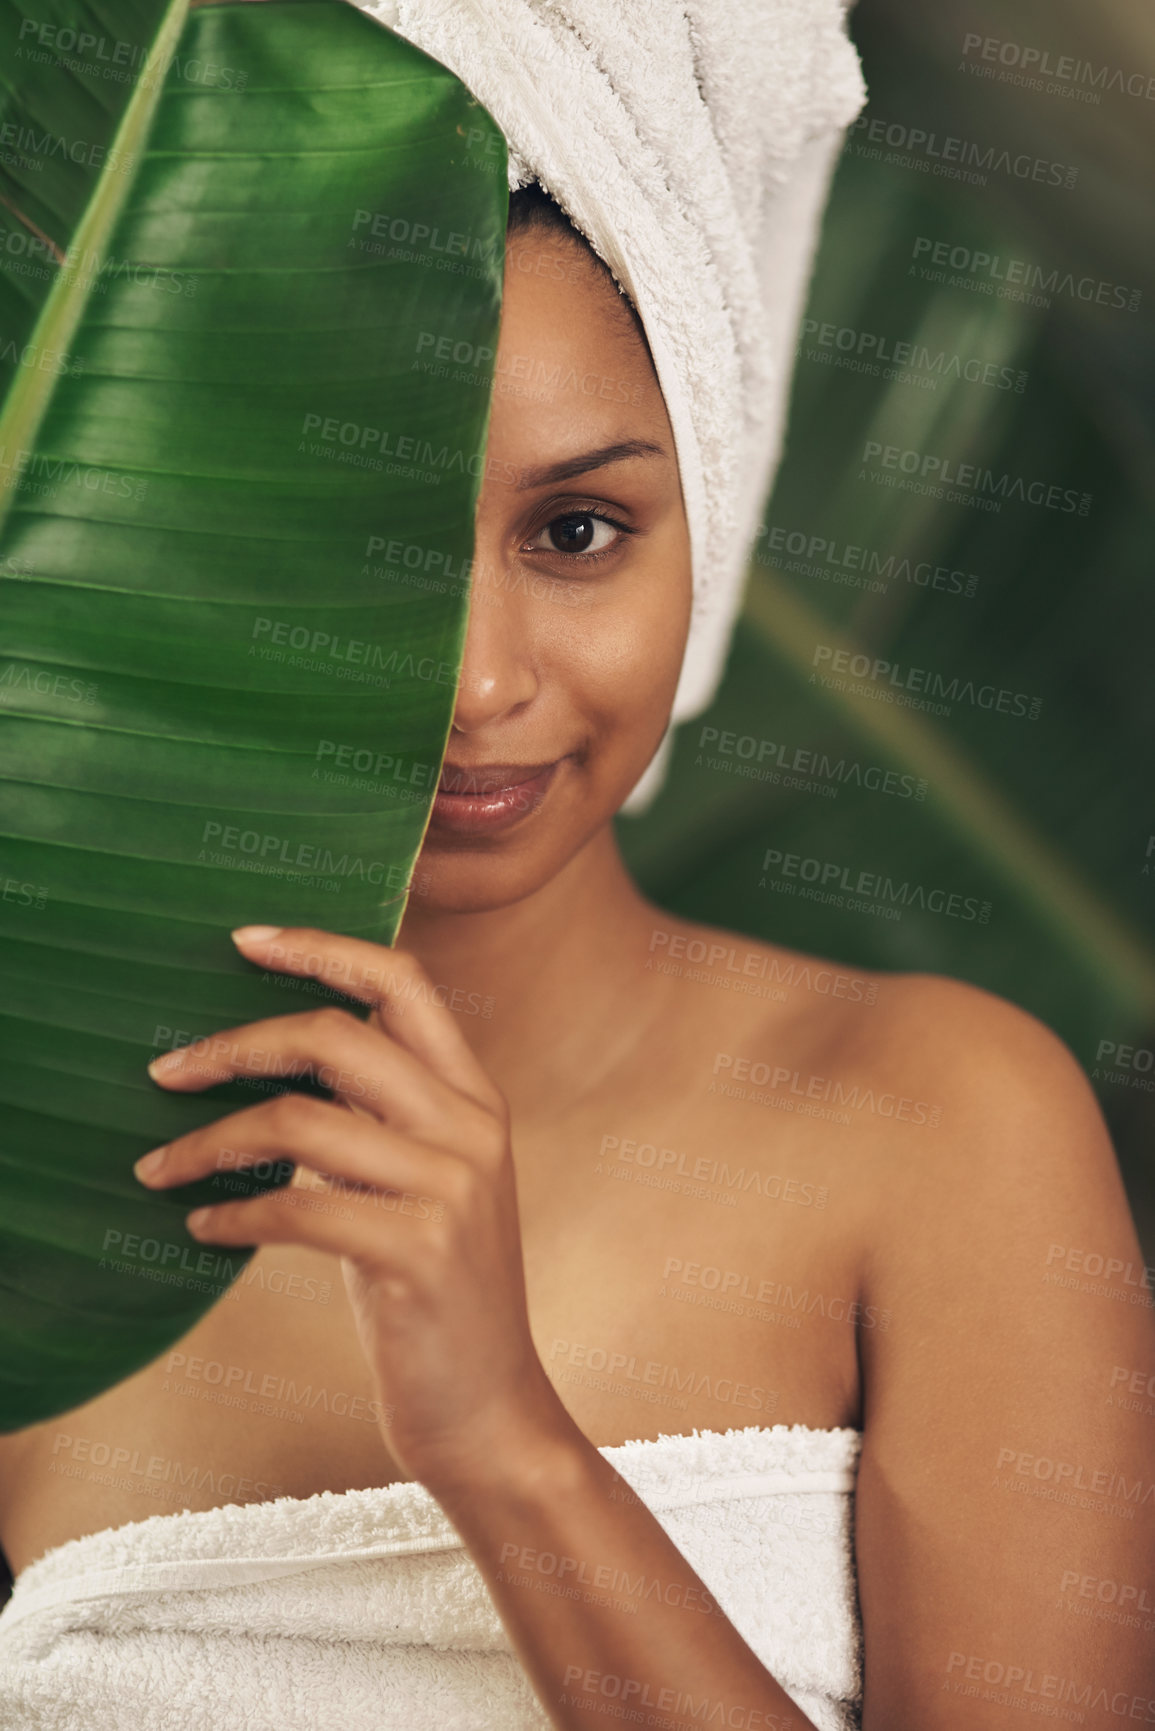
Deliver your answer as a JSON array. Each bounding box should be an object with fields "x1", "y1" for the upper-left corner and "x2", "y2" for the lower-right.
[{"x1": 428, "y1": 760, "x2": 561, "y2": 836}]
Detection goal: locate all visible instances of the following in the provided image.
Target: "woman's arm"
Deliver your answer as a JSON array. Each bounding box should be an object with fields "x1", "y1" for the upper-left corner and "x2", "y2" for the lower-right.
[
  {"x1": 139, "y1": 925, "x2": 819, "y2": 1731},
  {"x1": 417, "y1": 1410, "x2": 817, "y2": 1731},
  {"x1": 851, "y1": 978, "x2": 1155, "y2": 1730}
]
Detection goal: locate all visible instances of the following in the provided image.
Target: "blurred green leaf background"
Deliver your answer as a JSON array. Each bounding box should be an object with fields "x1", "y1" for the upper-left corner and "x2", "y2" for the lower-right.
[{"x1": 619, "y1": 0, "x2": 1155, "y2": 1256}]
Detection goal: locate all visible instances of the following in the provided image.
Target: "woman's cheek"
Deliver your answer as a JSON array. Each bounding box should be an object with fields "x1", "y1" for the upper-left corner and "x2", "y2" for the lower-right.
[
  {"x1": 576, "y1": 613, "x2": 686, "y2": 795},
  {"x1": 576, "y1": 578, "x2": 688, "y2": 705}
]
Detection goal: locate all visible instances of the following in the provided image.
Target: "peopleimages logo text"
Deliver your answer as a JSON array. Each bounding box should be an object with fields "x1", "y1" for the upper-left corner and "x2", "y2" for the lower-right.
[
  {"x1": 911, "y1": 238, "x2": 1141, "y2": 312},
  {"x1": 960, "y1": 34, "x2": 1155, "y2": 101},
  {"x1": 760, "y1": 849, "x2": 991, "y2": 925},
  {"x1": 847, "y1": 114, "x2": 1078, "y2": 188},
  {"x1": 757, "y1": 521, "x2": 979, "y2": 598},
  {"x1": 861, "y1": 441, "x2": 1091, "y2": 515},
  {"x1": 811, "y1": 645, "x2": 1042, "y2": 721},
  {"x1": 798, "y1": 318, "x2": 1026, "y2": 392},
  {"x1": 0, "y1": 119, "x2": 134, "y2": 173}
]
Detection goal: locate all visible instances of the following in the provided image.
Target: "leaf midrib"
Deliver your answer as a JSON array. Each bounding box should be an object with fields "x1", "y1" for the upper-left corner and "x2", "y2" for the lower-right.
[{"x1": 0, "y1": 0, "x2": 193, "y2": 537}]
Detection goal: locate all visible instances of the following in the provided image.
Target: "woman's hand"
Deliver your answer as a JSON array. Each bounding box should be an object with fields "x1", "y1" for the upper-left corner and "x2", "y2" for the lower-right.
[
  {"x1": 133, "y1": 927, "x2": 826, "y2": 1731},
  {"x1": 135, "y1": 924, "x2": 567, "y2": 1496}
]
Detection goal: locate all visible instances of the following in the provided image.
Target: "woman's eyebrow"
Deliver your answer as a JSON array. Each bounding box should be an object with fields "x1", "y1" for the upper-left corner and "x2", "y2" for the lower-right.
[{"x1": 515, "y1": 439, "x2": 667, "y2": 490}]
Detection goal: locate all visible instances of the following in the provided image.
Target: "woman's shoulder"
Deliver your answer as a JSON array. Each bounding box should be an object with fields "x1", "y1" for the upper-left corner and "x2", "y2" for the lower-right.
[
  {"x1": 650, "y1": 914, "x2": 1151, "y2": 1420},
  {"x1": 836, "y1": 964, "x2": 1108, "y2": 1178},
  {"x1": 832, "y1": 961, "x2": 1096, "y2": 1112},
  {"x1": 671, "y1": 919, "x2": 1150, "y2": 1368},
  {"x1": 657, "y1": 912, "x2": 1110, "y2": 1195}
]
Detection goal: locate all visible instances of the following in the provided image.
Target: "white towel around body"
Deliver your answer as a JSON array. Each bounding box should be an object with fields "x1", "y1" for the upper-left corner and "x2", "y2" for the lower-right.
[
  {"x1": 0, "y1": 1425, "x2": 863, "y2": 1730},
  {"x1": 348, "y1": 0, "x2": 867, "y2": 808}
]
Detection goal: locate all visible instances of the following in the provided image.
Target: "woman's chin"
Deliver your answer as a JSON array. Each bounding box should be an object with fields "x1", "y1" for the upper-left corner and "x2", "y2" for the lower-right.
[
  {"x1": 409, "y1": 817, "x2": 599, "y2": 918},
  {"x1": 407, "y1": 807, "x2": 570, "y2": 908},
  {"x1": 405, "y1": 852, "x2": 558, "y2": 918},
  {"x1": 406, "y1": 752, "x2": 657, "y2": 918}
]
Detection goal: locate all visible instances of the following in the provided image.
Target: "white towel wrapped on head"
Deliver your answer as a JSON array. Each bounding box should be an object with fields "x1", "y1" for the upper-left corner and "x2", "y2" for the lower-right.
[{"x1": 350, "y1": 0, "x2": 867, "y2": 806}]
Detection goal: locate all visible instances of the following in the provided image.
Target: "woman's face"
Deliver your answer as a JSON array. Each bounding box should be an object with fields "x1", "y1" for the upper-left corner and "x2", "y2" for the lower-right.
[{"x1": 412, "y1": 225, "x2": 693, "y2": 915}]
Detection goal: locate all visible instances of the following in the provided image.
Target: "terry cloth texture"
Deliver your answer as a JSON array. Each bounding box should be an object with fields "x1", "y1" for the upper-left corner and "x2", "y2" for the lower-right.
[{"x1": 0, "y1": 1424, "x2": 863, "y2": 1729}]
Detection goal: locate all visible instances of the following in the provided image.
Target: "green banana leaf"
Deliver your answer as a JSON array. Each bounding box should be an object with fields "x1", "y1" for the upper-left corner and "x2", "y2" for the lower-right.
[{"x1": 0, "y1": 0, "x2": 507, "y2": 1429}]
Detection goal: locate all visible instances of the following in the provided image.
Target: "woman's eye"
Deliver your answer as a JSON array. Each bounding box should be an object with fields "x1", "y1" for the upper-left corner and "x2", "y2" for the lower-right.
[{"x1": 529, "y1": 512, "x2": 622, "y2": 556}]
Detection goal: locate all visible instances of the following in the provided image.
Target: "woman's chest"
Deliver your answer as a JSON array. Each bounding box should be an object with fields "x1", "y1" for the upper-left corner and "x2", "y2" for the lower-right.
[
  {"x1": 0, "y1": 1097, "x2": 864, "y2": 1570},
  {"x1": 514, "y1": 1108, "x2": 864, "y2": 1445}
]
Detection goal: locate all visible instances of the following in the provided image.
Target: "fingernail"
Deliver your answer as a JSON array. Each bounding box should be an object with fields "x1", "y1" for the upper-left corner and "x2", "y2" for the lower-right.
[
  {"x1": 232, "y1": 925, "x2": 283, "y2": 948},
  {"x1": 186, "y1": 1208, "x2": 212, "y2": 1234},
  {"x1": 134, "y1": 1148, "x2": 167, "y2": 1183},
  {"x1": 148, "y1": 1051, "x2": 182, "y2": 1079}
]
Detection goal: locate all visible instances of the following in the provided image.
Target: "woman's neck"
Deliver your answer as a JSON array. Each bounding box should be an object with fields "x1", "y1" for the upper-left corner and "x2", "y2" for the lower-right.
[{"x1": 397, "y1": 827, "x2": 672, "y2": 1121}]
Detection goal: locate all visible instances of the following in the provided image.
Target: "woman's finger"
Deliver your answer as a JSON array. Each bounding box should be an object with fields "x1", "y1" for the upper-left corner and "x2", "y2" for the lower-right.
[
  {"x1": 148, "y1": 1004, "x2": 486, "y2": 1146},
  {"x1": 181, "y1": 1173, "x2": 442, "y2": 1267},
  {"x1": 230, "y1": 925, "x2": 502, "y2": 1112},
  {"x1": 134, "y1": 1089, "x2": 459, "y2": 1206}
]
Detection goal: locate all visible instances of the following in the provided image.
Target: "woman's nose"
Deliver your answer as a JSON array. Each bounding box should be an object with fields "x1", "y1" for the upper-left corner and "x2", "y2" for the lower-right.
[{"x1": 449, "y1": 541, "x2": 539, "y2": 734}]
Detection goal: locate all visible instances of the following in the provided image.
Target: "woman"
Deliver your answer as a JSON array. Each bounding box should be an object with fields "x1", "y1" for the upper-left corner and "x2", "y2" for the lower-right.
[{"x1": 1, "y1": 184, "x2": 1153, "y2": 1731}]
